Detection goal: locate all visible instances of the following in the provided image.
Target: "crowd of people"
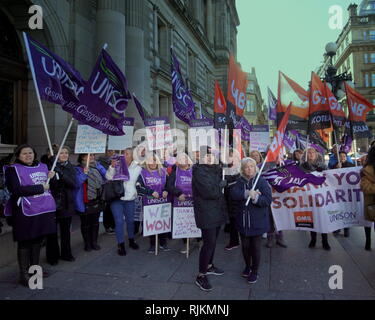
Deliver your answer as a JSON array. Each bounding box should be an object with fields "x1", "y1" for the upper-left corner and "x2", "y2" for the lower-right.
[{"x1": 0, "y1": 141, "x2": 375, "y2": 292}]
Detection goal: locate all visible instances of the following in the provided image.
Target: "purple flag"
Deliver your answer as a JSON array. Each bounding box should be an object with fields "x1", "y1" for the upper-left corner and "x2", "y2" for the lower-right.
[
  {"x1": 268, "y1": 87, "x2": 277, "y2": 121},
  {"x1": 235, "y1": 117, "x2": 252, "y2": 141},
  {"x1": 171, "y1": 47, "x2": 196, "y2": 124},
  {"x1": 132, "y1": 93, "x2": 147, "y2": 125},
  {"x1": 283, "y1": 130, "x2": 297, "y2": 152},
  {"x1": 77, "y1": 49, "x2": 130, "y2": 136},
  {"x1": 111, "y1": 155, "x2": 130, "y2": 181},
  {"x1": 24, "y1": 33, "x2": 86, "y2": 106},
  {"x1": 262, "y1": 162, "x2": 326, "y2": 193},
  {"x1": 341, "y1": 133, "x2": 353, "y2": 154}
]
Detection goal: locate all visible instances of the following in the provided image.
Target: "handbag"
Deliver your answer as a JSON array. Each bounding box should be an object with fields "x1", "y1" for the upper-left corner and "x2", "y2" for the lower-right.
[
  {"x1": 101, "y1": 180, "x2": 125, "y2": 202},
  {"x1": 85, "y1": 198, "x2": 105, "y2": 214}
]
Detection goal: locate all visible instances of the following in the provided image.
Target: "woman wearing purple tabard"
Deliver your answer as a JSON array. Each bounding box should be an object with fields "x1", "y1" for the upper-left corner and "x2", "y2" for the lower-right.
[
  {"x1": 4, "y1": 145, "x2": 56, "y2": 287},
  {"x1": 136, "y1": 153, "x2": 170, "y2": 253},
  {"x1": 166, "y1": 152, "x2": 194, "y2": 253}
]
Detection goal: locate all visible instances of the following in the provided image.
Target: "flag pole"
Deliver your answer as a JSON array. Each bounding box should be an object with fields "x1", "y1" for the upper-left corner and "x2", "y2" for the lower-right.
[
  {"x1": 22, "y1": 32, "x2": 54, "y2": 156},
  {"x1": 47, "y1": 117, "x2": 75, "y2": 184},
  {"x1": 353, "y1": 138, "x2": 358, "y2": 167},
  {"x1": 246, "y1": 154, "x2": 268, "y2": 206},
  {"x1": 222, "y1": 125, "x2": 228, "y2": 194}
]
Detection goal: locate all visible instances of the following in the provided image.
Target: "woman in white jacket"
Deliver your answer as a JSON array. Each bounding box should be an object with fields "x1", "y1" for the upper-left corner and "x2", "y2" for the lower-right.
[{"x1": 106, "y1": 148, "x2": 142, "y2": 256}]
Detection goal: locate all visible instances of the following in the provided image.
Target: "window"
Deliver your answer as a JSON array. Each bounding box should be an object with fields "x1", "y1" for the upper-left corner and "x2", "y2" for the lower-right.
[
  {"x1": 247, "y1": 82, "x2": 255, "y2": 93},
  {"x1": 370, "y1": 30, "x2": 375, "y2": 40},
  {"x1": 365, "y1": 53, "x2": 369, "y2": 63},
  {"x1": 370, "y1": 53, "x2": 375, "y2": 63},
  {"x1": 365, "y1": 73, "x2": 370, "y2": 87},
  {"x1": 371, "y1": 73, "x2": 375, "y2": 87}
]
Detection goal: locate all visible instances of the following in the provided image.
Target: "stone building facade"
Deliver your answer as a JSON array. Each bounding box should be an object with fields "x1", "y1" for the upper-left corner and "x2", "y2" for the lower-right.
[
  {"x1": 244, "y1": 68, "x2": 266, "y2": 126},
  {"x1": 0, "y1": 0, "x2": 240, "y2": 157},
  {"x1": 317, "y1": 0, "x2": 375, "y2": 150}
]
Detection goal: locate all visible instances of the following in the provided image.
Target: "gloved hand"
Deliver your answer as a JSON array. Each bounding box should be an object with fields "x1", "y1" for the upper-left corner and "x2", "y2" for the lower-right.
[
  {"x1": 219, "y1": 180, "x2": 227, "y2": 188},
  {"x1": 245, "y1": 189, "x2": 258, "y2": 200}
]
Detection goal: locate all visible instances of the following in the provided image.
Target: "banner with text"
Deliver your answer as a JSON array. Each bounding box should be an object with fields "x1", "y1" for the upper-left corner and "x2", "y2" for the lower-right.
[{"x1": 271, "y1": 167, "x2": 373, "y2": 233}]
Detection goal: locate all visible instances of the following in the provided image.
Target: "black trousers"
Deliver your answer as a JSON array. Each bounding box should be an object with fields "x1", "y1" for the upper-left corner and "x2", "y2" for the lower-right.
[
  {"x1": 228, "y1": 217, "x2": 240, "y2": 246},
  {"x1": 240, "y1": 234, "x2": 262, "y2": 274},
  {"x1": 80, "y1": 212, "x2": 100, "y2": 245},
  {"x1": 103, "y1": 202, "x2": 115, "y2": 230},
  {"x1": 46, "y1": 217, "x2": 73, "y2": 263},
  {"x1": 149, "y1": 233, "x2": 167, "y2": 246},
  {"x1": 199, "y1": 227, "x2": 221, "y2": 274},
  {"x1": 310, "y1": 232, "x2": 328, "y2": 242}
]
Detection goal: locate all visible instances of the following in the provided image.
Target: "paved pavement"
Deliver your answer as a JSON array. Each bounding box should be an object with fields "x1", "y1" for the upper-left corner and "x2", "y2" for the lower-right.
[{"x1": 0, "y1": 222, "x2": 375, "y2": 300}]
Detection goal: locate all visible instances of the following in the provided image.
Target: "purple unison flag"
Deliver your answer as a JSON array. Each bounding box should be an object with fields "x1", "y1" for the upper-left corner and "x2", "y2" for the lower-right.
[
  {"x1": 341, "y1": 133, "x2": 353, "y2": 154},
  {"x1": 111, "y1": 155, "x2": 130, "y2": 181},
  {"x1": 283, "y1": 130, "x2": 297, "y2": 152},
  {"x1": 132, "y1": 93, "x2": 147, "y2": 125},
  {"x1": 235, "y1": 117, "x2": 252, "y2": 142},
  {"x1": 77, "y1": 49, "x2": 130, "y2": 136},
  {"x1": 24, "y1": 33, "x2": 86, "y2": 106},
  {"x1": 262, "y1": 162, "x2": 326, "y2": 193},
  {"x1": 171, "y1": 48, "x2": 196, "y2": 124},
  {"x1": 268, "y1": 87, "x2": 277, "y2": 121}
]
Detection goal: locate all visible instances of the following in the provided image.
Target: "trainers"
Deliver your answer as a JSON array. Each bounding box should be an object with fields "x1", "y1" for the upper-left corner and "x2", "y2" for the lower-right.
[
  {"x1": 206, "y1": 265, "x2": 224, "y2": 276},
  {"x1": 159, "y1": 245, "x2": 171, "y2": 252},
  {"x1": 247, "y1": 272, "x2": 258, "y2": 284},
  {"x1": 195, "y1": 275, "x2": 213, "y2": 292},
  {"x1": 242, "y1": 267, "x2": 251, "y2": 278},
  {"x1": 106, "y1": 228, "x2": 115, "y2": 235},
  {"x1": 276, "y1": 239, "x2": 287, "y2": 248},
  {"x1": 225, "y1": 244, "x2": 239, "y2": 251},
  {"x1": 148, "y1": 246, "x2": 155, "y2": 254}
]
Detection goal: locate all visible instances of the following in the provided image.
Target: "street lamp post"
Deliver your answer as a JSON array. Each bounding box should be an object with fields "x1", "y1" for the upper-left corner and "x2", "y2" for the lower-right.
[{"x1": 323, "y1": 42, "x2": 354, "y2": 146}]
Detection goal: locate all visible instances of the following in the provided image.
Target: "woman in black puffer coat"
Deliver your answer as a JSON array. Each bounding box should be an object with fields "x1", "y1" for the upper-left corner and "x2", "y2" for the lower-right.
[
  {"x1": 192, "y1": 150, "x2": 227, "y2": 292},
  {"x1": 46, "y1": 146, "x2": 77, "y2": 264}
]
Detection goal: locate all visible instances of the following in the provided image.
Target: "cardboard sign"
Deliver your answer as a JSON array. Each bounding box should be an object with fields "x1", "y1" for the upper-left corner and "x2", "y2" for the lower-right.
[
  {"x1": 145, "y1": 117, "x2": 173, "y2": 151},
  {"x1": 143, "y1": 202, "x2": 172, "y2": 237},
  {"x1": 75, "y1": 125, "x2": 107, "y2": 154},
  {"x1": 250, "y1": 125, "x2": 270, "y2": 153},
  {"x1": 108, "y1": 118, "x2": 135, "y2": 150},
  {"x1": 172, "y1": 198, "x2": 201, "y2": 239}
]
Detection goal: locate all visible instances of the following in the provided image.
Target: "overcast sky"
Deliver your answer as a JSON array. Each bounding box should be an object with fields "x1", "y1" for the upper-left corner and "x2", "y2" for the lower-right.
[{"x1": 237, "y1": 0, "x2": 361, "y2": 99}]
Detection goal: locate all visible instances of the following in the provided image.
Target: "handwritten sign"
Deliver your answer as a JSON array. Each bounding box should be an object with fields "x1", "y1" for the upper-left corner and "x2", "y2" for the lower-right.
[
  {"x1": 75, "y1": 125, "x2": 107, "y2": 154},
  {"x1": 250, "y1": 125, "x2": 270, "y2": 153},
  {"x1": 145, "y1": 117, "x2": 172, "y2": 151},
  {"x1": 108, "y1": 118, "x2": 135, "y2": 150},
  {"x1": 143, "y1": 202, "x2": 172, "y2": 237},
  {"x1": 172, "y1": 198, "x2": 201, "y2": 239}
]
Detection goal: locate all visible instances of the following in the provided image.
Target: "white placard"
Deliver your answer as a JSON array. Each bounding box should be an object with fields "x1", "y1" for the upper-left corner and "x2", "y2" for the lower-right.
[
  {"x1": 146, "y1": 123, "x2": 173, "y2": 151},
  {"x1": 172, "y1": 206, "x2": 201, "y2": 239},
  {"x1": 143, "y1": 203, "x2": 172, "y2": 237},
  {"x1": 108, "y1": 125, "x2": 134, "y2": 151},
  {"x1": 250, "y1": 131, "x2": 270, "y2": 152},
  {"x1": 75, "y1": 125, "x2": 107, "y2": 154}
]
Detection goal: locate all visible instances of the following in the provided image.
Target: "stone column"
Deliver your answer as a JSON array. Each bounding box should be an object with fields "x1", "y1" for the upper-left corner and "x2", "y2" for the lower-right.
[
  {"x1": 125, "y1": 0, "x2": 146, "y2": 129},
  {"x1": 96, "y1": 0, "x2": 126, "y2": 69}
]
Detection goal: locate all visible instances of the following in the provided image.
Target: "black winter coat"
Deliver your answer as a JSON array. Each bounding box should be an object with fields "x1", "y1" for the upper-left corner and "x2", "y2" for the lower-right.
[
  {"x1": 230, "y1": 176, "x2": 272, "y2": 237},
  {"x1": 192, "y1": 164, "x2": 227, "y2": 229},
  {"x1": 50, "y1": 162, "x2": 77, "y2": 218},
  {"x1": 224, "y1": 173, "x2": 241, "y2": 219}
]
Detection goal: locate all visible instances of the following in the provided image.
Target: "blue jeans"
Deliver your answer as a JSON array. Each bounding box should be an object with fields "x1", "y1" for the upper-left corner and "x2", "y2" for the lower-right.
[{"x1": 110, "y1": 200, "x2": 135, "y2": 244}]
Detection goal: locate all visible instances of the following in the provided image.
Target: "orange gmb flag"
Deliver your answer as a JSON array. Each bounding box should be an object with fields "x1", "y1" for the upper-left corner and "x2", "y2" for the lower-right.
[
  {"x1": 267, "y1": 103, "x2": 292, "y2": 163},
  {"x1": 324, "y1": 82, "x2": 346, "y2": 128},
  {"x1": 277, "y1": 71, "x2": 309, "y2": 128},
  {"x1": 345, "y1": 82, "x2": 375, "y2": 138},
  {"x1": 308, "y1": 72, "x2": 331, "y2": 130},
  {"x1": 227, "y1": 54, "x2": 248, "y2": 118},
  {"x1": 214, "y1": 81, "x2": 227, "y2": 114}
]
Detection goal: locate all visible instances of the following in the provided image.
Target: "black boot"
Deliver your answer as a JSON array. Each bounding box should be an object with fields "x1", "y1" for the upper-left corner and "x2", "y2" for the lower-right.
[
  {"x1": 129, "y1": 238, "x2": 139, "y2": 250},
  {"x1": 81, "y1": 226, "x2": 92, "y2": 252},
  {"x1": 344, "y1": 228, "x2": 350, "y2": 238},
  {"x1": 17, "y1": 247, "x2": 31, "y2": 287},
  {"x1": 309, "y1": 232, "x2": 317, "y2": 248},
  {"x1": 117, "y1": 243, "x2": 126, "y2": 256},
  {"x1": 322, "y1": 234, "x2": 331, "y2": 251},
  {"x1": 365, "y1": 227, "x2": 371, "y2": 251},
  {"x1": 90, "y1": 224, "x2": 101, "y2": 251}
]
